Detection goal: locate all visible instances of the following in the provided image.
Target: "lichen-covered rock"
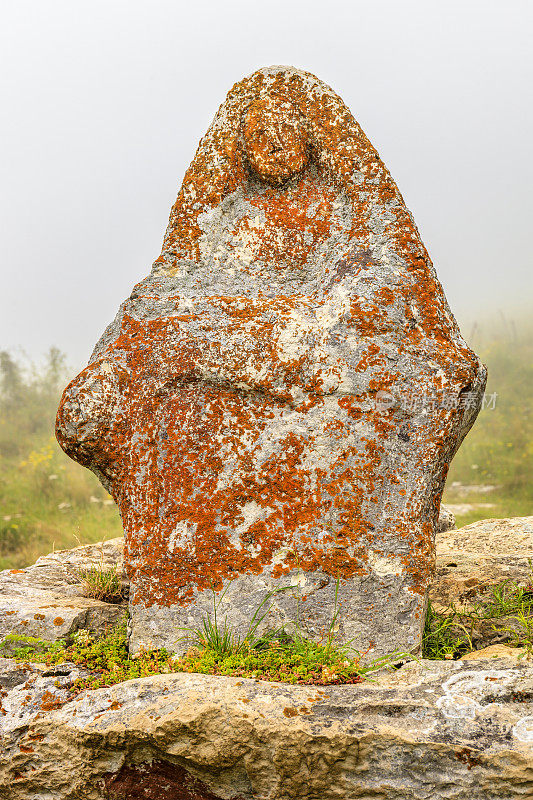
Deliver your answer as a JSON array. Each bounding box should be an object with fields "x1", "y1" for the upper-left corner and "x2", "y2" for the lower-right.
[
  {"x1": 438, "y1": 504, "x2": 456, "y2": 532},
  {"x1": 0, "y1": 660, "x2": 532, "y2": 799},
  {"x1": 56, "y1": 66, "x2": 486, "y2": 658}
]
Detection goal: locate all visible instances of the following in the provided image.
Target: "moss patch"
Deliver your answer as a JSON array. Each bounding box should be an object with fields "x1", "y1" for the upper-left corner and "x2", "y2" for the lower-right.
[
  {"x1": 0, "y1": 620, "x2": 384, "y2": 691},
  {"x1": 0, "y1": 623, "x2": 173, "y2": 691},
  {"x1": 175, "y1": 631, "x2": 370, "y2": 685}
]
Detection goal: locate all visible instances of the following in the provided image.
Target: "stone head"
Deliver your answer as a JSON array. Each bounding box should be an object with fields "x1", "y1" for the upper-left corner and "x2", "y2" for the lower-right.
[{"x1": 242, "y1": 96, "x2": 308, "y2": 185}]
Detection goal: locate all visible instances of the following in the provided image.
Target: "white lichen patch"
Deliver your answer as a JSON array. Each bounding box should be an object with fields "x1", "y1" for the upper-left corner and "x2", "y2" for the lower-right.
[
  {"x1": 368, "y1": 552, "x2": 404, "y2": 577},
  {"x1": 436, "y1": 693, "x2": 481, "y2": 720},
  {"x1": 230, "y1": 501, "x2": 276, "y2": 547},
  {"x1": 512, "y1": 716, "x2": 533, "y2": 744},
  {"x1": 290, "y1": 570, "x2": 308, "y2": 589},
  {"x1": 437, "y1": 669, "x2": 523, "y2": 722},
  {"x1": 168, "y1": 521, "x2": 191, "y2": 553},
  {"x1": 276, "y1": 310, "x2": 316, "y2": 362},
  {"x1": 442, "y1": 669, "x2": 518, "y2": 702}
]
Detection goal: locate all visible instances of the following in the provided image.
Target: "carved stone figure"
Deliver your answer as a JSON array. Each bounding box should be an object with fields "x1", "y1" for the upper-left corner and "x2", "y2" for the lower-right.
[{"x1": 56, "y1": 66, "x2": 486, "y2": 657}]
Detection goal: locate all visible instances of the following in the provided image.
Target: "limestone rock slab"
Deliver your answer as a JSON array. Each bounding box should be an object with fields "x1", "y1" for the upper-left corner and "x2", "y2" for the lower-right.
[
  {"x1": 56, "y1": 66, "x2": 486, "y2": 659},
  {"x1": 433, "y1": 516, "x2": 533, "y2": 606},
  {"x1": 0, "y1": 539, "x2": 125, "y2": 641},
  {"x1": 461, "y1": 645, "x2": 530, "y2": 662},
  {"x1": 0, "y1": 660, "x2": 532, "y2": 799}
]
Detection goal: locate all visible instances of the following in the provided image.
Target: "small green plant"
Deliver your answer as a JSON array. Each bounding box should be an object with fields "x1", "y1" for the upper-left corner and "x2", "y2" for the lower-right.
[
  {"x1": 177, "y1": 576, "x2": 410, "y2": 684},
  {"x1": 0, "y1": 619, "x2": 407, "y2": 690},
  {"x1": 73, "y1": 563, "x2": 124, "y2": 604},
  {"x1": 481, "y1": 578, "x2": 533, "y2": 619},
  {"x1": 66, "y1": 538, "x2": 125, "y2": 604},
  {"x1": 422, "y1": 601, "x2": 475, "y2": 659},
  {"x1": 495, "y1": 608, "x2": 533, "y2": 657},
  {"x1": 176, "y1": 632, "x2": 398, "y2": 685},
  {"x1": 423, "y1": 575, "x2": 533, "y2": 659},
  {"x1": 0, "y1": 619, "x2": 175, "y2": 692},
  {"x1": 0, "y1": 633, "x2": 67, "y2": 660},
  {"x1": 187, "y1": 586, "x2": 237, "y2": 657},
  {"x1": 180, "y1": 583, "x2": 293, "y2": 657}
]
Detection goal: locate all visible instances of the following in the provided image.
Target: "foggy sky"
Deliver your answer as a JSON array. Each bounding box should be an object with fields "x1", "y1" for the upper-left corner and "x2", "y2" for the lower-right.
[{"x1": 1, "y1": 0, "x2": 531, "y2": 369}]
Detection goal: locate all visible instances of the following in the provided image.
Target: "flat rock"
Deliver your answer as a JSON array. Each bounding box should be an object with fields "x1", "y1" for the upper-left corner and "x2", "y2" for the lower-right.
[
  {"x1": 0, "y1": 538, "x2": 125, "y2": 596},
  {"x1": 0, "y1": 539, "x2": 125, "y2": 641},
  {"x1": 56, "y1": 65, "x2": 485, "y2": 659},
  {"x1": 0, "y1": 659, "x2": 532, "y2": 799},
  {"x1": 433, "y1": 517, "x2": 533, "y2": 606},
  {"x1": 461, "y1": 645, "x2": 530, "y2": 662}
]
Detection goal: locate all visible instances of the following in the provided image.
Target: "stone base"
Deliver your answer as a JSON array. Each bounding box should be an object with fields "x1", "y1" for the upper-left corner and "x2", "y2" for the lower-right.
[{"x1": 129, "y1": 565, "x2": 426, "y2": 659}]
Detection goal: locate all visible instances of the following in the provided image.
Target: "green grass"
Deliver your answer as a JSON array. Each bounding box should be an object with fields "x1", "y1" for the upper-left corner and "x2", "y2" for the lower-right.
[
  {"x1": 73, "y1": 563, "x2": 125, "y2": 604},
  {"x1": 0, "y1": 622, "x2": 175, "y2": 691},
  {"x1": 0, "y1": 349, "x2": 123, "y2": 569},
  {"x1": 423, "y1": 574, "x2": 533, "y2": 659},
  {"x1": 176, "y1": 633, "x2": 373, "y2": 685},
  {"x1": 422, "y1": 601, "x2": 475, "y2": 659},
  {"x1": 442, "y1": 314, "x2": 533, "y2": 526},
  {"x1": 2, "y1": 576, "x2": 530, "y2": 693},
  {"x1": 174, "y1": 581, "x2": 405, "y2": 684},
  {"x1": 0, "y1": 579, "x2": 407, "y2": 688}
]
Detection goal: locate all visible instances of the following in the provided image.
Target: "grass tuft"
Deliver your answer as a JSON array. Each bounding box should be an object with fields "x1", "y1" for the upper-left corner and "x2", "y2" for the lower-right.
[
  {"x1": 176, "y1": 579, "x2": 411, "y2": 683},
  {"x1": 423, "y1": 575, "x2": 533, "y2": 659},
  {"x1": 73, "y1": 564, "x2": 124, "y2": 604}
]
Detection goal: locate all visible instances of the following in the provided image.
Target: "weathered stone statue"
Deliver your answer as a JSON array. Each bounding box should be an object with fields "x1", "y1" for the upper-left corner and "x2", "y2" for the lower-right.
[{"x1": 56, "y1": 66, "x2": 486, "y2": 657}]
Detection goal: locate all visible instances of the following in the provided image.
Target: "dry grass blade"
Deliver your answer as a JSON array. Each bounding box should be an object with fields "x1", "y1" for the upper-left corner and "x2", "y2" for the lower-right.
[{"x1": 75, "y1": 563, "x2": 124, "y2": 604}]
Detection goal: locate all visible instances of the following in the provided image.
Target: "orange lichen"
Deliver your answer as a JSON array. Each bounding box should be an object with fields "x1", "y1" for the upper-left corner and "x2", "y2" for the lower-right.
[
  {"x1": 40, "y1": 691, "x2": 64, "y2": 711},
  {"x1": 56, "y1": 67, "x2": 485, "y2": 651},
  {"x1": 243, "y1": 96, "x2": 308, "y2": 185}
]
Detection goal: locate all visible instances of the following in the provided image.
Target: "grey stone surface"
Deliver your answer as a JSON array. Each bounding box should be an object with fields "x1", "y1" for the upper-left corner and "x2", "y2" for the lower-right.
[
  {"x1": 56, "y1": 66, "x2": 486, "y2": 660},
  {"x1": 0, "y1": 539, "x2": 125, "y2": 641},
  {"x1": 438, "y1": 504, "x2": 456, "y2": 532},
  {"x1": 0, "y1": 659, "x2": 532, "y2": 799},
  {"x1": 434, "y1": 516, "x2": 533, "y2": 606}
]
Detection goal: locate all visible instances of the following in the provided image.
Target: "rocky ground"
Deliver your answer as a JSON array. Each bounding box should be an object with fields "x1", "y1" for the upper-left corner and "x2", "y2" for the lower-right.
[
  {"x1": 1, "y1": 657, "x2": 532, "y2": 799},
  {"x1": 0, "y1": 513, "x2": 532, "y2": 799},
  {"x1": 0, "y1": 537, "x2": 125, "y2": 642}
]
